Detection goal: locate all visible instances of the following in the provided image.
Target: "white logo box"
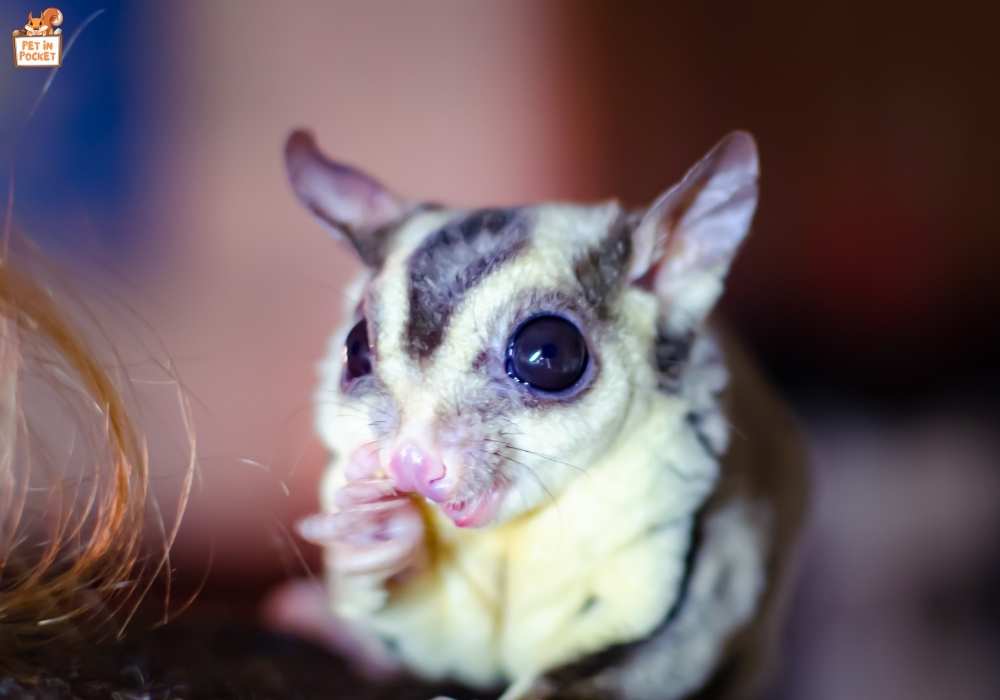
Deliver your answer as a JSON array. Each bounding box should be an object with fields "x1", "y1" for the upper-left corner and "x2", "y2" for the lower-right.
[{"x1": 13, "y1": 34, "x2": 61, "y2": 67}]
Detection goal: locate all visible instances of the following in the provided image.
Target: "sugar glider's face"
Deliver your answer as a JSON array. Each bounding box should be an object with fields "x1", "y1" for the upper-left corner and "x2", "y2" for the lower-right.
[
  {"x1": 334, "y1": 203, "x2": 643, "y2": 526},
  {"x1": 286, "y1": 131, "x2": 759, "y2": 527}
]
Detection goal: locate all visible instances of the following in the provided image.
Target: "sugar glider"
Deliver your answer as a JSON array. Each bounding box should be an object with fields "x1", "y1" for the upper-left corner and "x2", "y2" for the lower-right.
[{"x1": 277, "y1": 129, "x2": 807, "y2": 699}]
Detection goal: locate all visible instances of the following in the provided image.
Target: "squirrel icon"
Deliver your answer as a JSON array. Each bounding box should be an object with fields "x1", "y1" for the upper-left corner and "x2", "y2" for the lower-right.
[{"x1": 15, "y1": 8, "x2": 63, "y2": 37}]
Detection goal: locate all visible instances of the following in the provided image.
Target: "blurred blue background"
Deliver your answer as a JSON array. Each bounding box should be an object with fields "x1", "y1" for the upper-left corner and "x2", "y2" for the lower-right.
[{"x1": 0, "y1": 0, "x2": 161, "y2": 255}]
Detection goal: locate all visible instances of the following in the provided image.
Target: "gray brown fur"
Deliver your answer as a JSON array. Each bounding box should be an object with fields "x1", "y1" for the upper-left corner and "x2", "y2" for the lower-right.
[
  {"x1": 655, "y1": 326, "x2": 694, "y2": 393},
  {"x1": 405, "y1": 209, "x2": 529, "y2": 359},
  {"x1": 572, "y1": 215, "x2": 633, "y2": 319}
]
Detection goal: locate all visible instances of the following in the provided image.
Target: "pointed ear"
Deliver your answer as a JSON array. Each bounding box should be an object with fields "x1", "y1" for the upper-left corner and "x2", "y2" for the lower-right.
[
  {"x1": 284, "y1": 130, "x2": 408, "y2": 267},
  {"x1": 628, "y1": 131, "x2": 759, "y2": 333}
]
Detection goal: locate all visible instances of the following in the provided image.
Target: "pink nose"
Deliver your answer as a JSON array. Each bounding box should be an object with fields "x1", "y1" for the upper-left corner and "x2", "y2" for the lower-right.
[{"x1": 388, "y1": 443, "x2": 454, "y2": 502}]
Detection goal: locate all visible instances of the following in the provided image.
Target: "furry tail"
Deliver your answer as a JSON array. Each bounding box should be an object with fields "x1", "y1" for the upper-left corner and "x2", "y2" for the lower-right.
[{"x1": 41, "y1": 8, "x2": 63, "y2": 30}]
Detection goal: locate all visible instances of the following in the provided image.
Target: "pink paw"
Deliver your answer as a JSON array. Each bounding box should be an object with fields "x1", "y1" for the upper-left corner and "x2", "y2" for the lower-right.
[{"x1": 297, "y1": 448, "x2": 425, "y2": 580}]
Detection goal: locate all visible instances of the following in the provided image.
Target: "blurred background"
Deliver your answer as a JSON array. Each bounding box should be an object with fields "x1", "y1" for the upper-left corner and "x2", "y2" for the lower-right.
[{"x1": 2, "y1": 1, "x2": 998, "y2": 698}]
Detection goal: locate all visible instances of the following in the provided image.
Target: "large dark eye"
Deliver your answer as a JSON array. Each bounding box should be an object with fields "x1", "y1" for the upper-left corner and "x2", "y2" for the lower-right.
[
  {"x1": 506, "y1": 315, "x2": 588, "y2": 393},
  {"x1": 344, "y1": 319, "x2": 372, "y2": 381}
]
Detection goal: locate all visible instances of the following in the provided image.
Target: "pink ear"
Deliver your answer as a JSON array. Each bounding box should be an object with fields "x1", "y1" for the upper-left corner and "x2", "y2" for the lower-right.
[
  {"x1": 628, "y1": 132, "x2": 759, "y2": 328},
  {"x1": 284, "y1": 130, "x2": 407, "y2": 266}
]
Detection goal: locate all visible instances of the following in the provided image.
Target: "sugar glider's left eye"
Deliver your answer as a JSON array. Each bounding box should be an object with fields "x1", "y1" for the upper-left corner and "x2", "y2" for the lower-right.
[
  {"x1": 506, "y1": 315, "x2": 588, "y2": 393},
  {"x1": 344, "y1": 318, "x2": 372, "y2": 381}
]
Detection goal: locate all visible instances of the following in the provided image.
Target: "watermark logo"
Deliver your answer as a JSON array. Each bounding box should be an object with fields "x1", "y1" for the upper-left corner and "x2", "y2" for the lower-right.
[{"x1": 12, "y1": 8, "x2": 62, "y2": 67}]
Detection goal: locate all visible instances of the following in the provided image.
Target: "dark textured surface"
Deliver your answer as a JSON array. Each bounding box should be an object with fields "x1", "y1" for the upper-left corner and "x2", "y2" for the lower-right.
[{"x1": 0, "y1": 621, "x2": 480, "y2": 700}]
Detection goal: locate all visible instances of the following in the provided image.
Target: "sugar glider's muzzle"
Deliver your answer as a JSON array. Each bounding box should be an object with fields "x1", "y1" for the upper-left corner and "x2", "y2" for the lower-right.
[{"x1": 388, "y1": 442, "x2": 459, "y2": 503}]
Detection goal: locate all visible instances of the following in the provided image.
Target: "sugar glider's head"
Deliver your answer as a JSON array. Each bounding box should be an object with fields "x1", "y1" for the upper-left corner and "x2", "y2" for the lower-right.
[{"x1": 286, "y1": 130, "x2": 758, "y2": 528}]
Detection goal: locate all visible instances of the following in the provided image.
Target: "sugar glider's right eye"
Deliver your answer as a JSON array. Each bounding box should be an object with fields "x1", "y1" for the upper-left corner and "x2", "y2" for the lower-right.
[
  {"x1": 344, "y1": 319, "x2": 372, "y2": 380},
  {"x1": 506, "y1": 315, "x2": 588, "y2": 393}
]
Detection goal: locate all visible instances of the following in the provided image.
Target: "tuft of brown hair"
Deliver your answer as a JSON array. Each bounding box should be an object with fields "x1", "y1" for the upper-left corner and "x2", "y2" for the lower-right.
[{"x1": 0, "y1": 252, "x2": 189, "y2": 659}]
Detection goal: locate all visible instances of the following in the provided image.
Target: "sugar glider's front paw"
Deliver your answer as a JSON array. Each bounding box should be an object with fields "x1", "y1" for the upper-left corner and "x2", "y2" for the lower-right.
[
  {"x1": 298, "y1": 448, "x2": 426, "y2": 582},
  {"x1": 298, "y1": 481, "x2": 425, "y2": 580}
]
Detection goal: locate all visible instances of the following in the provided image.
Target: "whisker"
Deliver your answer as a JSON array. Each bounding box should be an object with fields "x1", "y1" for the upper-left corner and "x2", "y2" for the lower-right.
[
  {"x1": 483, "y1": 438, "x2": 588, "y2": 475},
  {"x1": 238, "y1": 457, "x2": 271, "y2": 472},
  {"x1": 491, "y1": 452, "x2": 557, "y2": 507},
  {"x1": 26, "y1": 9, "x2": 106, "y2": 121},
  {"x1": 271, "y1": 519, "x2": 317, "y2": 581}
]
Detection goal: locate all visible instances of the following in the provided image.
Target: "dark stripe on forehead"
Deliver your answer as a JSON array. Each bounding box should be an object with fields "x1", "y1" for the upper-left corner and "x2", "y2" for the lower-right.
[
  {"x1": 573, "y1": 213, "x2": 634, "y2": 319},
  {"x1": 405, "y1": 208, "x2": 530, "y2": 359}
]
